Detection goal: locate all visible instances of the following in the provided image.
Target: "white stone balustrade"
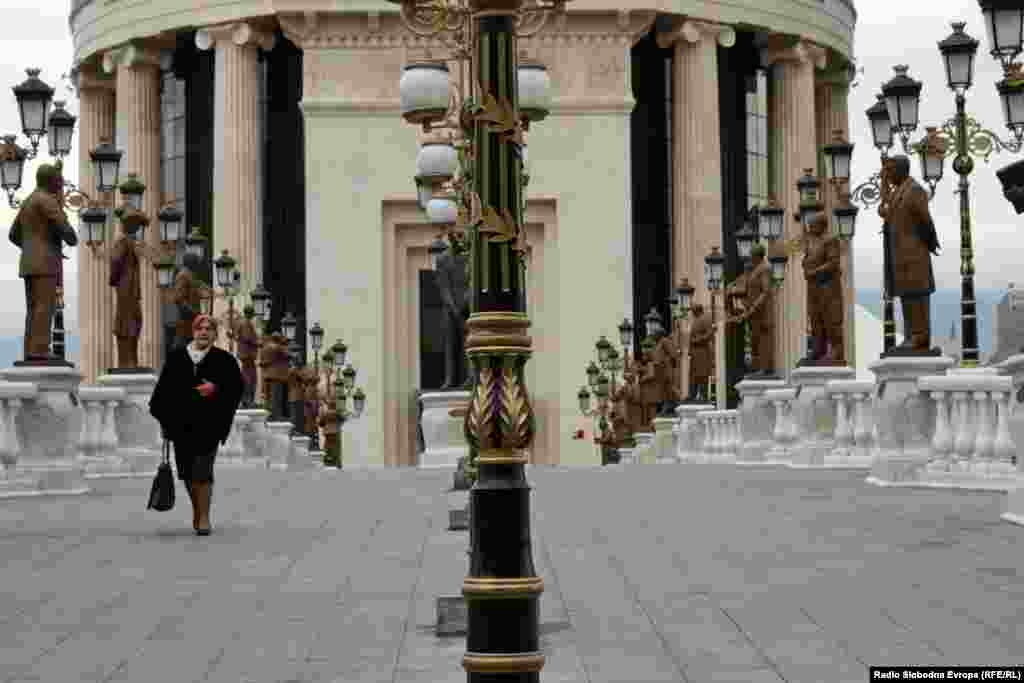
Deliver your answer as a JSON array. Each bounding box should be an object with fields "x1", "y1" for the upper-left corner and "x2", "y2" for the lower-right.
[
  {"x1": 995, "y1": 353, "x2": 1024, "y2": 474},
  {"x1": 652, "y1": 417, "x2": 678, "y2": 463},
  {"x1": 866, "y1": 356, "x2": 955, "y2": 486},
  {"x1": 764, "y1": 388, "x2": 798, "y2": 463},
  {"x1": 76, "y1": 386, "x2": 131, "y2": 477},
  {"x1": 237, "y1": 408, "x2": 270, "y2": 466},
  {"x1": 735, "y1": 379, "x2": 787, "y2": 463},
  {"x1": 0, "y1": 366, "x2": 86, "y2": 496},
  {"x1": 698, "y1": 410, "x2": 739, "y2": 463},
  {"x1": 917, "y1": 373, "x2": 1019, "y2": 490},
  {"x1": 617, "y1": 447, "x2": 636, "y2": 464},
  {"x1": 789, "y1": 366, "x2": 855, "y2": 468},
  {"x1": 675, "y1": 403, "x2": 713, "y2": 462},
  {"x1": 219, "y1": 412, "x2": 249, "y2": 465},
  {"x1": 633, "y1": 432, "x2": 655, "y2": 464},
  {"x1": 0, "y1": 381, "x2": 40, "y2": 497},
  {"x1": 265, "y1": 421, "x2": 294, "y2": 470},
  {"x1": 823, "y1": 380, "x2": 875, "y2": 469},
  {"x1": 97, "y1": 373, "x2": 161, "y2": 475},
  {"x1": 289, "y1": 435, "x2": 316, "y2": 471}
]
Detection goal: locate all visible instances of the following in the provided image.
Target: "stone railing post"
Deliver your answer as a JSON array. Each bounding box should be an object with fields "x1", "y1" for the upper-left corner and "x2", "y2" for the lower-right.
[
  {"x1": 735, "y1": 379, "x2": 787, "y2": 463},
  {"x1": 675, "y1": 403, "x2": 713, "y2": 462},
  {"x1": 764, "y1": 387, "x2": 797, "y2": 463},
  {"x1": 76, "y1": 387, "x2": 128, "y2": 477},
  {"x1": 824, "y1": 379, "x2": 875, "y2": 469},
  {"x1": 652, "y1": 416, "x2": 678, "y2": 464},
  {"x1": 851, "y1": 388, "x2": 874, "y2": 464}
]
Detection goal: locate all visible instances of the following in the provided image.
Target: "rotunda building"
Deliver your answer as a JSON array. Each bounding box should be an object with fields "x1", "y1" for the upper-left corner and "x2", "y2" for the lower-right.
[{"x1": 68, "y1": 0, "x2": 857, "y2": 466}]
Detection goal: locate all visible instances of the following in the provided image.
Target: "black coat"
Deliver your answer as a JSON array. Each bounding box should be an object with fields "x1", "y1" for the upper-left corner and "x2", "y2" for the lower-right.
[{"x1": 150, "y1": 345, "x2": 244, "y2": 449}]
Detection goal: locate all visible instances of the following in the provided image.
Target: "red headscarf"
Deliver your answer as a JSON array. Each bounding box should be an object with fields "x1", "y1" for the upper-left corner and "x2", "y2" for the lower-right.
[{"x1": 192, "y1": 314, "x2": 217, "y2": 334}]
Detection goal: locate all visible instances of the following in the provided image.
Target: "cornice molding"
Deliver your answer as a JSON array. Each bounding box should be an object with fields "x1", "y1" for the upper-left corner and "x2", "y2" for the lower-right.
[
  {"x1": 762, "y1": 39, "x2": 828, "y2": 70},
  {"x1": 280, "y1": 10, "x2": 656, "y2": 50},
  {"x1": 195, "y1": 22, "x2": 275, "y2": 51},
  {"x1": 70, "y1": 64, "x2": 115, "y2": 94},
  {"x1": 100, "y1": 42, "x2": 162, "y2": 74},
  {"x1": 656, "y1": 19, "x2": 736, "y2": 50}
]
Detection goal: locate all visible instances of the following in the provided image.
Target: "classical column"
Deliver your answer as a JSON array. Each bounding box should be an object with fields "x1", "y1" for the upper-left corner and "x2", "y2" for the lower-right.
[
  {"x1": 74, "y1": 67, "x2": 116, "y2": 382},
  {"x1": 815, "y1": 65, "x2": 856, "y2": 368},
  {"x1": 104, "y1": 43, "x2": 163, "y2": 369},
  {"x1": 765, "y1": 40, "x2": 826, "y2": 376},
  {"x1": 196, "y1": 22, "x2": 272, "y2": 322},
  {"x1": 659, "y1": 20, "x2": 734, "y2": 394}
]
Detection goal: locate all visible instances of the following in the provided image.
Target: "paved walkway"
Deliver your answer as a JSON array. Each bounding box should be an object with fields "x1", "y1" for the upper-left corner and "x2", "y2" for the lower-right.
[{"x1": 1, "y1": 465, "x2": 1022, "y2": 683}]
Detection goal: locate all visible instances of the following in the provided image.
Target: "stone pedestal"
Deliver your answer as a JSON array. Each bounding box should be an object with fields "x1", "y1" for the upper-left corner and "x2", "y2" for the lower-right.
[
  {"x1": 0, "y1": 366, "x2": 87, "y2": 496},
  {"x1": 265, "y1": 421, "x2": 294, "y2": 470},
  {"x1": 418, "y1": 391, "x2": 471, "y2": 468},
  {"x1": 289, "y1": 435, "x2": 315, "y2": 471},
  {"x1": 675, "y1": 404, "x2": 713, "y2": 462},
  {"x1": 788, "y1": 366, "x2": 856, "y2": 468},
  {"x1": 652, "y1": 417, "x2": 678, "y2": 463},
  {"x1": 97, "y1": 373, "x2": 162, "y2": 475},
  {"x1": 996, "y1": 353, "x2": 1024, "y2": 474},
  {"x1": 1003, "y1": 486, "x2": 1024, "y2": 526},
  {"x1": 219, "y1": 413, "x2": 249, "y2": 465},
  {"x1": 735, "y1": 379, "x2": 787, "y2": 463},
  {"x1": 235, "y1": 409, "x2": 270, "y2": 466},
  {"x1": 634, "y1": 432, "x2": 655, "y2": 464},
  {"x1": 77, "y1": 386, "x2": 132, "y2": 477},
  {"x1": 866, "y1": 356, "x2": 955, "y2": 486},
  {"x1": 617, "y1": 447, "x2": 636, "y2": 464}
]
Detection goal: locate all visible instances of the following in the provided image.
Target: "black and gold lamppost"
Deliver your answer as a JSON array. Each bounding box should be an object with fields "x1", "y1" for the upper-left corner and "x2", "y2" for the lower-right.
[
  {"x1": 331, "y1": 361, "x2": 367, "y2": 468},
  {"x1": 390, "y1": 0, "x2": 568, "y2": 678},
  {"x1": 704, "y1": 247, "x2": 726, "y2": 408},
  {"x1": 880, "y1": 20, "x2": 1024, "y2": 367}
]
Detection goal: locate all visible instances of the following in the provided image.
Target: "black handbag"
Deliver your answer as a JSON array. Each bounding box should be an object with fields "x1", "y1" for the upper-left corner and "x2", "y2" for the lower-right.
[{"x1": 147, "y1": 440, "x2": 176, "y2": 512}]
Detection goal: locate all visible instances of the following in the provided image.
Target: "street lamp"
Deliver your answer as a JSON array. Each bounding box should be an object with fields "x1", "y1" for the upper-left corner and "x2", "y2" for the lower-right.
[
  {"x1": 281, "y1": 311, "x2": 298, "y2": 345},
  {"x1": 46, "y1": 100, "x2": 76, "y2": 162},
  {"x1": 251, "y1": 282, "x2": 272, "y2": 324},
  {"x1": 675, "y1": 278, "x2": 695, "y2": 320},
  {"x1": 734, "y1": 220, "x2": 758, "y2": 268},
  {"x1": 390, "y1": 0, "x2": 569, "y2": 677},
  {"x1": 978, "y1": 0, "x2": 1024, "y2": 70},
  {"x1": 883, "y1": 21, "x2": 1024, "y2": 367},
  {"x1": 89, "y1": 139, "x2": 123, "y2": 194},
  {"x1": 704, "y1": 246, "x2": 726, "y2": 408},
  {"x1": 157, "y1": 205, "x2": 184, "y2": 243},
  {"x1": 756, "y1": 195, "x2": 785, "y2": 243},
  {"x1": 12, "y1": 68, "x2": 54, "y2": 157},
  {"x1": 882, "y1": 65, "x2": 923, "y2": 150},
  {"x1": 184, "y1": 227, "x2": 208, "y2": 262}
]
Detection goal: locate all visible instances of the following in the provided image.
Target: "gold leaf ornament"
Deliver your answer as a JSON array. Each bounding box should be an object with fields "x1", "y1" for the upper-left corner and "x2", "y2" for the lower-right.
[
  {"x1": 465, "y1": 363, "x2": 497, "y2": 447},
  {"x1": 474, "y1": 91, "x2": 517, "y2": 134},
  {"x1": 500, "y1": 364, "x2": 533, "y2": 448},
  {"x1": 479, "y1": 205, "x2": 518, "y2": 243}
]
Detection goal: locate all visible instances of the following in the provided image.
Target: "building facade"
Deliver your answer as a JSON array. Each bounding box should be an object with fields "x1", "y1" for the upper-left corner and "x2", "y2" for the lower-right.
[{"x1": 68, "y1": 0, "x2": 857, "y2": 466}]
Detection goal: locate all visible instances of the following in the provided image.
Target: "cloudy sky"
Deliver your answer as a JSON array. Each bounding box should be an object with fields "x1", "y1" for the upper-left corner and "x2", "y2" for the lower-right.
[{"x1": 0, "y1": 0, "x2": 1019, "y2": 338}]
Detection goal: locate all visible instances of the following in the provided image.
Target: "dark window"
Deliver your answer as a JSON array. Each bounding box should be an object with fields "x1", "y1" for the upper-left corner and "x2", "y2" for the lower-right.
[{"x1": 419, "y1": 270, "x2": 446, "y2": 390}]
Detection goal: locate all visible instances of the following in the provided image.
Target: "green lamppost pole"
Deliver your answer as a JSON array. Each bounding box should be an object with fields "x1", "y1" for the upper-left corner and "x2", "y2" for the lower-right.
[{"x1": 389, "y1": 0, "x2": 568, "y2": 678}]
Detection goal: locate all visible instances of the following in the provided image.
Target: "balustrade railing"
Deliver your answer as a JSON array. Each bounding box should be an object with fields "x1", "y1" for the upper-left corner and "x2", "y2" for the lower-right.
[
  {"x1": 824, "y1": 380, "x2": 876, "y2": 468},
  {"x1": 764, "y1": 388, "x2": 798, "y2": 463}
]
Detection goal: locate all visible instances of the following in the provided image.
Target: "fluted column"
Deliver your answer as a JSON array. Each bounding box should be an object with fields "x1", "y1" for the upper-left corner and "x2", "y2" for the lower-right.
[
  {"x1": 103, "y1": 43, "x2": 163, "y2": 368},
  {"x1": 196, "y1": 22, "x2": 273, "y2": 333},
  {"x1": 75, "y1": 67, "x2": 116, "y2": 381},
  {"x1": 766, "y1": 40, "x2": 825, "y2": 376},
  {"x1": 815, "y1": 66, "x2": 856, "y2": 368},
  {"x1": 660, "y1": 22, "x2": 735, "y2": 393}
]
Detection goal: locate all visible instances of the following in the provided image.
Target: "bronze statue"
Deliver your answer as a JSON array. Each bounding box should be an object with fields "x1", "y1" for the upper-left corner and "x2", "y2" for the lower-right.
[
  {"x1": 258, "y1": 331, "x2": 290, "y2": 420},
  {"x1": 8, "y1": 164, "x2": 78, "y2": 362},
  {"x1": 687, "y1": 303, "x2": 713, "y2": 401},
  {"x1": 302, "y1": 368, "x2": 320, "y2": 436},
  {"x1": 109, "y1": 204, "x2": 149, "y2": 369},
  {"x1": 172, "y1": 251, "x2": 203, "y2": 350},
  {"x1": 612, "y1": 368, "x2": 643, "y2": 439},
  {"x1": 233, "y1": 305, "x2": 260, "y2": 407},
  {"x1": 287, "y1": 361, "x2": 306, "y2": 433},
  {"x1": 435, "y1": 244, "x2": 470, "y2": 389},
  {"x1": 647, "y1": 314, "x2": 681, "y2": 417},
  {"x1": 318, "y1": 390, "x2": 341, "y2": 466},
  {"x1": 728, "y1": 244, "x2": 775, "y2": 377},
  {"x1": 802, "y1": 211, "x2": 845, "y2": 364},
  {"x1": 879, "y1": 155, "x2": 940, "y2": 354}
]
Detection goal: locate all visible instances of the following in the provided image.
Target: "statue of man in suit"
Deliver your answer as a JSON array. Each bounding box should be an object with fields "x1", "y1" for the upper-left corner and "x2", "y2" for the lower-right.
[
  {"x1": 802, "y1": 211, "x2": 845, "y2": 364},
  {"x1": 687, "y1": 303, "x2": 713, "y2": 401},
  {"x1": 109, "y1": 205, "x2": 149, "y2": 369},
  {"x1": 879, "y1": 155, "x2": 940, "y2": 354},
  {"x1": 8, "y1": 164, "x2": 78, "y2": 362},
  {"x1": 434, "y1": 243, "x2": 470, "y2": 389},
  {"x1": 728, "y1": 244, "x2": 776, "y2": 378}
]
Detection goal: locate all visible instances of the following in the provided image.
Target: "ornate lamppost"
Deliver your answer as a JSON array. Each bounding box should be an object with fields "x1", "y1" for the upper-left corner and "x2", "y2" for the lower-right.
[
  {"x1": 704, "y1": 246, "x2": 726, "y2": 408},
  {"x1": 330, "y1": 358, "x2": 367, "y2": 469},
  {"x1": 877, "y1": 19, "x2": 1024, "y2": 366},
  {"x1": 389, "y1": 0, "x2": 568, "y2": 678}
]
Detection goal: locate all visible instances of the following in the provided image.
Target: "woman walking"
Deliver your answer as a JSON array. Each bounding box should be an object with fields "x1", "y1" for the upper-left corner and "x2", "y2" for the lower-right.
[{"x1": 150, "y1": 315, "x2": 244, "y2": 535}]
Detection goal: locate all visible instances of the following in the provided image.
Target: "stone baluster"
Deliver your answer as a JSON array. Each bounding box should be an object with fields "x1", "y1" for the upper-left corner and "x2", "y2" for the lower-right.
[
  {"x1": 972, "y1": 390, "x2": 995, "y2": 476},
  {"x1": 832, "y1": 392, "x2": 852, "y2": 461},
  {"x1": 698, "y1": 412, "x2": 712, "y2": 462},
  {"x1": 851, "y1": 390, "x2": 874, "y2": 465},
  {"x1": 6, "y1": 399, "x2": 23, "y2": 467},
  {"x1": 103, "y1": 400, "x2": 120, "y2": 457},
  {"x1": 992, "y1": 390, "x2": 1017, "y2": 476},
  {"x1": 76, "y1": 396, "x2": 100, "y2": 462},
  {"x1": 0, "y1": 398, "x2": 10, "y2": 472},
  {"x1": 928, "y1": 391, "x2": 953, "y2": 473},
  {"x1": 952, "y1": 391, "x2": 974, "y2": 472}
]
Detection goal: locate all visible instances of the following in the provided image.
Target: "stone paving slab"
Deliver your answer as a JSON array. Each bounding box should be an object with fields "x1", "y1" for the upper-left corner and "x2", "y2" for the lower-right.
[{"x1": 1, "y1": 465, "x2": 1023, "y2": 682}]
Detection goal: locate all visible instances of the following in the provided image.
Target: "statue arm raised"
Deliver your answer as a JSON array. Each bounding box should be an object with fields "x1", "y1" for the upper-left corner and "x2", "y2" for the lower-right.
[{"x1": 42, "y1": 193, "x2": 77, "y2": 246}]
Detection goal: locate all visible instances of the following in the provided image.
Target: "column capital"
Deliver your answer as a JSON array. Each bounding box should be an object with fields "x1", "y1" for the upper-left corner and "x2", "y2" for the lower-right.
[
  {"x1": 657, "y1": 19, "x2": 735, "y2": 49},
  {"x1": 70, "y1": 64, "x2": 115, "y2": 94},
  {"x1": 196, "y1": 22, "x2": 276, "y2": 51},
  {"x1": 762, "y1": 40, "x2": 827, "y2": 70},
  {"x1": 101, "y1": 42, "x2": 163, "y2": 74},
  {"x1": 816, "y1": 62, "x2": 856, "y2": 88}
]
